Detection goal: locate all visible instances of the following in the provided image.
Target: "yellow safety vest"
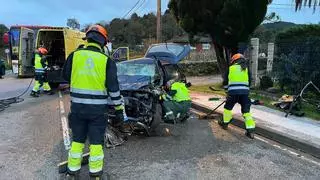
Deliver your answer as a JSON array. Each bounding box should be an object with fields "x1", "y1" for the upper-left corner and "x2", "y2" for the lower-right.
[
  {"x1": 171, "y1": 82, "x2": 191, "y2": 102},
  {"x1": 34, "y1": 54, "x2": 47, "y2": 73},
  {"x1": 70, "y1": 43, "x2": 109, "y2": 105},
  {"x1": 228, "y1": 64, "x2": 249, "y2": 94}
]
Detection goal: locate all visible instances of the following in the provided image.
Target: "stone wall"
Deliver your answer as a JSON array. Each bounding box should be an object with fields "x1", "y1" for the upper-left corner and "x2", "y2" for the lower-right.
[{"x1": 183, "y1": 50, "x2": 216, "y2": 62}]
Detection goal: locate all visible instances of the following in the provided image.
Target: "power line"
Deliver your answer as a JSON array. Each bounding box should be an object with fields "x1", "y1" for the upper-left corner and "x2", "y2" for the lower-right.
[
  {"x1": 135, "y1": 0, "x2": 147, "y2": 14},
  {"x1": 140, "y1": 0, "x2": 151, "y2": 15},
  {"x1": 270, "y1": 3, "x2": 320, "y2": 7},
  {"x1": 128, "y1": 0, "x2": 146, "y2": 17},
  {"x1": 122, "y1": 0, "x2": 141, "y2": 19}
]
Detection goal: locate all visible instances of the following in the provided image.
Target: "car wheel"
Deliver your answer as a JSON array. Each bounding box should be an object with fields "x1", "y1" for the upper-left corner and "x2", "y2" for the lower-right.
[{"x1": 149, "y1": 103, "x2": 162, "y2": 135}]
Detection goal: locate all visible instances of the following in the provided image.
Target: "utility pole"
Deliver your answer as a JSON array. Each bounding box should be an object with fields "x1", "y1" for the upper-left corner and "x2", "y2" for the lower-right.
[{"x1": 157, "y1": 0, "x2": 161, "y2": 43}]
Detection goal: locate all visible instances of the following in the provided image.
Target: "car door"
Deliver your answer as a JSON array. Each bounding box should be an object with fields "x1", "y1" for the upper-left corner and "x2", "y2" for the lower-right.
[{"x1": 112, "y1": 47, "x2": 129, "y2": 62}]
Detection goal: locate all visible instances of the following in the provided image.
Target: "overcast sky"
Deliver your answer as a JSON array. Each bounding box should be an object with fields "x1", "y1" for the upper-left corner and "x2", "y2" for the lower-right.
[{"x1": 0, "y1": 0, "x2": 319, "y2": 28}]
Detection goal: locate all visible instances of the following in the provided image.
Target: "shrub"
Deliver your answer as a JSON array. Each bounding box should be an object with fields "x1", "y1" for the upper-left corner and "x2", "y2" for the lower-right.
[{"x1": 260, "y1": 76, "x2": 273, "y2": 90}]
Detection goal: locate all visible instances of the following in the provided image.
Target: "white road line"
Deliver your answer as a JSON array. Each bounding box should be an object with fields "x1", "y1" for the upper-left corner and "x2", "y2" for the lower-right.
[
  {"x1": 273, "y1": 144, "x2": 281, "y2": 149},
  {"x1": 288, "y1": 150, "x2": 300, "y2": 156},
  {"x1": 59, "y1": 100, "x2": 65, "y2": 114},
  {"x1": 254, "y1": 134, "x2": 320, "y2": 167},
  {"x1": 199, "y1": 112, "x2": 320, "y2": 168},
  {"x1": 306, "y1": 159, "x2": 320, "y2": 166},
  {"x1": 204, "y1": 115, "x2": 320, "y2": 167},
  {"x1": 58, "y1": 90, "x2": 71, "y2": 151},
  {"x1": 255, "y1": 136, "x2": 269, "y2": 143},
  {"x1": 61, "y1": 116, "x2": 71, "y2": 150}
]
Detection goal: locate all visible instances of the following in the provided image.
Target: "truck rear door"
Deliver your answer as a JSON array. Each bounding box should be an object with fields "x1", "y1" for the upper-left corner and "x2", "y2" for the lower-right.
[{"x1": 18, "y1": 27, "x2": 34, "y2": 77}]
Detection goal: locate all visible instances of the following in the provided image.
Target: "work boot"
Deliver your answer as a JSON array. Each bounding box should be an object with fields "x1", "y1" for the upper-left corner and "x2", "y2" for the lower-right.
[
  {"x1": 30, "y1": 91, "x2": 39, "y2": 97},
  {"x1": 90, "y1": 172, "x2": 105, "y2": 180},
  {"x1": 218, "y1": 117, "x2": 229, "y2": 130},
  {"x1": 245, "y1": 129, "x2": 255, "y2": 139},
  {"x1": 90, "y1": 176, "x2": 105, "y2": 180},
  {"x1": 66, "y1": 170, "x2": 80, "y2": 180},
  {"x1": 44, "y1": 90, "x2": 54, "y2": 95}
]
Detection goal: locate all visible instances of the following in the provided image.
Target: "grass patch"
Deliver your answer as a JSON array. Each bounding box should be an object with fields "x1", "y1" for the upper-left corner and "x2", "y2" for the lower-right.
[
  {"x1": 190, "y1": 83, "x2": 320, "y2": 120},
  {"x1": 189, "y1": 83, "x2": 226, "y2": 96}
]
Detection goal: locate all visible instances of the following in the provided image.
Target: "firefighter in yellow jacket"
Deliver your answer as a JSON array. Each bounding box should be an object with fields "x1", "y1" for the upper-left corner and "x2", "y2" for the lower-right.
[
  {"x1": 30, "y1": 47, "x2": 53, "y2": 97},
  {"x1": 162, "y1": 80, "x2": 191, "y2": 123},
  {"x1": 220, "y1": 53, "x2": 255, "y2": 139},
  {"x1": 62, "y1": 25, "x2": 124, "y2": 179}
]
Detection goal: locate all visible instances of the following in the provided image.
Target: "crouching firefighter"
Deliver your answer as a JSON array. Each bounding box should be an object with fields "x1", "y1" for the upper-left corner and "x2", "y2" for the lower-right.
[
  {"x1": 62, "y1": 24, "x2": 124, "y2": 179},
  {"x1": 30, "y1": 47, "x2": 53, "y2": 97},
  {"x1": 219, "y1": 53, "x2": 255, "y2": 139},
  {"x1": 162, "y1": 80, "x2": 191, "y2": 124}
]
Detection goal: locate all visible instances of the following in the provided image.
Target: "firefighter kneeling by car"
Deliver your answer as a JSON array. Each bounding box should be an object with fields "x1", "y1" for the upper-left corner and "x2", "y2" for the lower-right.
[{"x1": 162, "y1": 80, "x2": 191, "y2": 124}]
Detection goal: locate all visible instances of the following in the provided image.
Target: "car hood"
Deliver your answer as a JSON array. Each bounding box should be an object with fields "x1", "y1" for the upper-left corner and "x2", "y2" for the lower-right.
[
  {"x1": 118, "y1": 75, "x2": 152, "y2": 91},
  {"x1": 145, "y1": 43, "x2": 191, "y2": 64}
]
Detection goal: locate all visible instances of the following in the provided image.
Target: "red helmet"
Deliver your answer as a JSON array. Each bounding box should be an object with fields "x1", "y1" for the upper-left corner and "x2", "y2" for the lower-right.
[
  {"x1": 38, "y1": 47, "x2": 48, "y2": 55},
  {"x1": 85, "y1": 25, "x2": 108, "y2": 46},
  {"x1": 230, "y1": 53, "x2": 245, "y2": 64}
]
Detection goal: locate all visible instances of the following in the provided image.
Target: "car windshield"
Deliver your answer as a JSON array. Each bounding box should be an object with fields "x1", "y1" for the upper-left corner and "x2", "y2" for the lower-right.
[
  {"x1": 117, "y1": 60, "x2": 159, "y2": 83},
  {"x1": 148, "y1": 44, "x2": 184, "y2": 57}
]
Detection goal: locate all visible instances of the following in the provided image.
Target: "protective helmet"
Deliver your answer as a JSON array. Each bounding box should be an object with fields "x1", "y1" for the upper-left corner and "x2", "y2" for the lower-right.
[
  {"x1": 38, "y1": 47, "x2": 48, "y2": 55},
  {"x1": 85, "y1": 25, "x2": 108, "y2": 46},
  {"x1": 230, "y1": 53, "x2": 245, "y2": 64}
]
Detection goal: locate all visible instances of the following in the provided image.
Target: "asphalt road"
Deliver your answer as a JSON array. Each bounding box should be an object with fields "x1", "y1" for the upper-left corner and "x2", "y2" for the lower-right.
[{"x1": 0, "y1": 77, "x2": 320, "y2": 180}]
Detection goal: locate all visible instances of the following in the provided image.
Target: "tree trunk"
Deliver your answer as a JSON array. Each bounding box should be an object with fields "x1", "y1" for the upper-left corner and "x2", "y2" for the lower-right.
[{"x1": 213, "y1": 43, "x2": 228, "y2": 80}]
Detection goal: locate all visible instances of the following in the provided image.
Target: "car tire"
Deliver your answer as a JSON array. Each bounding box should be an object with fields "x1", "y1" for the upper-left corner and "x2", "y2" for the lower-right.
[{"x1": 149, "y1": 103, "x2": 162, "y2": 136}]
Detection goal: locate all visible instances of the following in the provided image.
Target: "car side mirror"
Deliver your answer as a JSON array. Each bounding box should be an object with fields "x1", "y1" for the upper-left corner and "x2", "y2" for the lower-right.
[{"x1": 186, "y1": 82, "x2": 192, "y2": 88}]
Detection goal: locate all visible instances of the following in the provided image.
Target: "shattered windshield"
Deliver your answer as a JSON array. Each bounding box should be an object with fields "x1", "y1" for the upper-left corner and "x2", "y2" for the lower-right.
[
  {"x1": 117, "y1": 61, "x2": 156, "y2": 77},
  {"x1": 117, "y1": 60, "x2": 159, "y2": 84}
]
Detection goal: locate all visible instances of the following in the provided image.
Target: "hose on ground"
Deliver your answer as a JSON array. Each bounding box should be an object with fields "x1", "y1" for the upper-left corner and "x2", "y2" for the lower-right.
[{"x1": 0, "y1": 78, "x2": 34, "y2": 112}]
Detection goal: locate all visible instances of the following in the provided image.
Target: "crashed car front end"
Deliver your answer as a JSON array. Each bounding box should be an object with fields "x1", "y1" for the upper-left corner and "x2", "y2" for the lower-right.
[{"x1": 107, "y1": 58, "x2": 163, "y2": 133}]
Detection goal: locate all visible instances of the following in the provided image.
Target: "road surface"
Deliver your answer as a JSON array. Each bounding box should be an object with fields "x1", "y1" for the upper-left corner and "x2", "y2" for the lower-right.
[{"x1": 0, "y1": 77, "x2": 319, "y2": 180}]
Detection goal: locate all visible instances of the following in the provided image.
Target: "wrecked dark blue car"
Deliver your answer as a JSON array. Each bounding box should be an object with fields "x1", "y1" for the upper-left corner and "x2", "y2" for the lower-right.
[{"x1": 108, "y1": 43, "x2": 191, "y2": 137}]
